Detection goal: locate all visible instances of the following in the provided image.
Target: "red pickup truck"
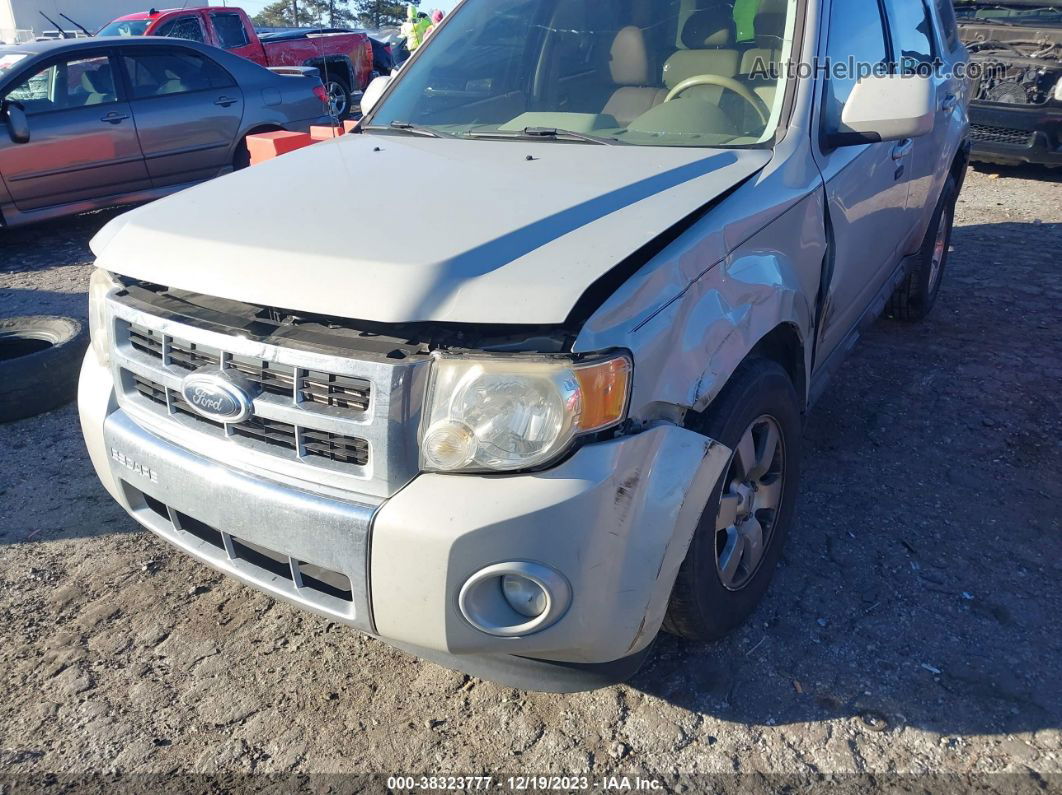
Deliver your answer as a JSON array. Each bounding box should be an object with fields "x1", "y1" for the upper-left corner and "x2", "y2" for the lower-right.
[{"x1": 99, "y1": 6, "x2": 373, "y2": 118}]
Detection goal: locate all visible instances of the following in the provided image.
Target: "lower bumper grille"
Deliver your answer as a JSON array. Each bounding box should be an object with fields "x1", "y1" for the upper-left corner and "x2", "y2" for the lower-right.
[
  {"x1": 129, "y1": 371, "x2": 369, "y2": 467},
  {"x1": 969, "y1": 124, "x2": 1036, "y2": 147},
  {"x1": 135, "y1": 487, "x2": 353, "y2": 603}
]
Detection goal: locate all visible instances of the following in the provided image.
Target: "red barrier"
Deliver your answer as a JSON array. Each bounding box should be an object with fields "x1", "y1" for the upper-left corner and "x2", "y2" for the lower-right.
[
  {"x1": 310, "y1": 125, "x2": 345, "y2": 141},
  {"x1": 246, "y1": 131, "x2": 313, "y2": 165}
]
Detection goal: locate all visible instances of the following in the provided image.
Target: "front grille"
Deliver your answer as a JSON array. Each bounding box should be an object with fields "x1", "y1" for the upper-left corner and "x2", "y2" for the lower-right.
[
  {"x1": 128, "y1": 324, "x2": 371, "y2": 413},
  {"x1": 135, "y1": 487, "x2": 353, "y2": 603},
  {"x1": 968, "y1": 124, "x2": 1036, "y2": 147},
  {"x1": 109, "y1": 297, "x2": 430, "y2": 499},
  {"x1": 129, "y1": 371, "x2": 369, "y2": 467}
]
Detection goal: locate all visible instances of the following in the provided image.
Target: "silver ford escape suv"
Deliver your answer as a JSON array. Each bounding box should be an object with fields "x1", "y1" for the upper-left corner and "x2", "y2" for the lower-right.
[{"x1": 80, "y1": 0, "x2": 970, "y2": 691}]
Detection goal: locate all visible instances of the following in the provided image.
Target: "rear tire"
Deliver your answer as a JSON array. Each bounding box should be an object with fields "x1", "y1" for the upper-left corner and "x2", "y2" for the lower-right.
[
  {"x1": 662, "y1": 358, "x2": 802, "y2": 641},
  {"x1": 0, "y1": 316, "x2": 89, "y2": 423},
  {"x1": 886, "y1": 175, "x2": 958, "y2": 322}
]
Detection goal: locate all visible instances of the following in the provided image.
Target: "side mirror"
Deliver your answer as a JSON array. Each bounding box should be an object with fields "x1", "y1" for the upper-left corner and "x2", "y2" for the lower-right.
[
  {"x1": 830, "y1": 74, "x2": 936, "y2": 147},
  {"x1": 360, "y1": 75, "x2": 392, "y2": 116},
  {"x1": 2, "y1": 100, "x2": 30, "y2": 144}
]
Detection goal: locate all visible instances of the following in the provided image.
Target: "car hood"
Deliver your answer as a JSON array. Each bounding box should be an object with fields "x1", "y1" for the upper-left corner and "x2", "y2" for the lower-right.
[{"x1": 91, "y1": 134, "x2": 770, "y2": 325}]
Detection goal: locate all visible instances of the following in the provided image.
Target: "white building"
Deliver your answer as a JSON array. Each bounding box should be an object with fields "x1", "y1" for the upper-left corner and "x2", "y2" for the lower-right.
[{"x1": 1, "y1": 0, "x2": 151, "y2": 43}]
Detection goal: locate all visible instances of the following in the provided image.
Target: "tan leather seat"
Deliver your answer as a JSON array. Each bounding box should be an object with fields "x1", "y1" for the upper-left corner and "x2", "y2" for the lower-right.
[
  {"x1": 739, "y1": 0, "x2": 788, "y2": 75},
  {"x1": 662, "y1": 8, "x2": 741, "y2": 97},
  {"x1": 602, "y1": 26, "x2": 668, "y2": 127}
]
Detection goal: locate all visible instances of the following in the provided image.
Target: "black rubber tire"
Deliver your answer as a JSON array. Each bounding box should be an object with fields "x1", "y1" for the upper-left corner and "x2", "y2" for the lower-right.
[
  {"x1": 0, "y1": 316, "x2": 89, "y2": 423},
  {"x1": 886, "y1": 175, "x2": 958, "y2": 322},
  {"x1": 662, "y1": 358, "x2": 802, "y2": 641},
  {"x1": 232, "y1": 137, "x2": 252, "y2": 171}
]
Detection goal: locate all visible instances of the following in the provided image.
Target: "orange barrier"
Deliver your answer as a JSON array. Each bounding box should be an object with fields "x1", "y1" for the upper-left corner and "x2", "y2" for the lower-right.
[
  {"x1": 246, "y1": 131, "x2": 313, "y2": 166},
  {"x1": 310, "y1": 124, "x2": 345, "y2": 141}
]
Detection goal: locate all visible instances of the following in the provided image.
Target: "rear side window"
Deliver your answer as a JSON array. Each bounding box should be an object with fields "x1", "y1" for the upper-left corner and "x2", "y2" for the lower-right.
[
  {"x1": 211, "y1": 13, "x2": 250, "y2": 50},
  {"x1": 882, "y1": 0, "x2": 936, "y2": 71},
  {"x1": 824, "y1": 0, "x2": 889, "y2": 132},
  {"x1": 156, "y1": 15, "x2": 206, "y2": 43},
  {"x1": 122, "y1": 49, "x2": 234, "y2": 99}
]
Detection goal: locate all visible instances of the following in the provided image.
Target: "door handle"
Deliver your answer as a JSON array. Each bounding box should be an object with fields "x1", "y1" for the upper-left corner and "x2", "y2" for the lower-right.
[
  {"x1": 214, "y1": 96, "x2": 238, "y2": 107},
  {"x1": 100, "y1": 112, "x2": 129, "y2": 124},
  {"x1": 892, "y1": 139, "x2": 914, "y2": 161},
  {"x1": 941, "y1": 94, "x2": 958, "y2": 112}
]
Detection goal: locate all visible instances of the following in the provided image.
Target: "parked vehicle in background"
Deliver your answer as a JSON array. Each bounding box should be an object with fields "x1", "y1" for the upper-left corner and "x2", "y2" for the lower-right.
[
  {"x1": 99, "y1": 6, "x2": 374, "y2": 118},
  {"x1": 955, "y1": 0, "x2": 1062, "y2": 166},
  {"x1": 0, "y1": 37, "x2": 329, "y2": 227},
  {"x1": 81, "y1": 0, "x2": 970, "y2": 692}
]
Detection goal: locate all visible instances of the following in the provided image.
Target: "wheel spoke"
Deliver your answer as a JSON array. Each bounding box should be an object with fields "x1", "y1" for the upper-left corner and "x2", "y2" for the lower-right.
[
  {"x1": 716, "y1": 493, "x2": 741, "y2": 532},
  {"x1": 756, "y1": 476, "x2": 783, "y2": 511},
  {"x1": 734, "y1": 429, "x2": 757, "y2": 480},
  {"x1": 718, "y1": 527, "x2": 745, "y2": 585},
  {"x1": 740, "y1": 516, "x2": 764, "y2": 568},
  {"x1": 751, "y1": 422, "x2": 780, "y2": 480}
]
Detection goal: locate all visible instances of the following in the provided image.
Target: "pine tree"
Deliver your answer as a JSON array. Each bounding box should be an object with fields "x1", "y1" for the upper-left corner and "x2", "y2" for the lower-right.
[{"x1": 351, "y1": 0, "x2": 407, "y2": 28}]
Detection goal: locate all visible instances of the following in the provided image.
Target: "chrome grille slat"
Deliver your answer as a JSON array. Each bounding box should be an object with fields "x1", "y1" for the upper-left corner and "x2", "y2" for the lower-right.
[{"x1": 108, "y1": 295, "x2": 430, "y2": 499}]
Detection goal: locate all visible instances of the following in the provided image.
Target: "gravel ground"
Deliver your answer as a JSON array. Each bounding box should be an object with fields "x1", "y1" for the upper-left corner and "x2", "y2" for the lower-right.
[{"x1": 1, "y1": 166, "x2": 1060, "y2": 790}]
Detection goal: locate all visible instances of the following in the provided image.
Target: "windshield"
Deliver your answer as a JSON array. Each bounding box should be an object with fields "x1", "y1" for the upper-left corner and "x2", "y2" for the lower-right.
[
  {"x1": 97, "y1": 19, "x2": 151, "y2": 36},
  {"x1": 954, "y1": 2, "x2": 1062, "y2": 25},
  {"x1": 0, "y1": 52, "x2": 29, "y2": 77},
  {"x1": 367, "y1": 0, "x2": 799, "y2": 148}
]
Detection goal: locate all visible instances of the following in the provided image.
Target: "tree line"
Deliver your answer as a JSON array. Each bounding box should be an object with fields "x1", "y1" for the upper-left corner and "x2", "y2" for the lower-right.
[{"x1": 253, "y1": 0, "x2": 408, "y2": 29}]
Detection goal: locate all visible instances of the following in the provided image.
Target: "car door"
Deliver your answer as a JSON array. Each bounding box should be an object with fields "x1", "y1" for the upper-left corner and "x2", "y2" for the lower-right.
[
  {"x1": 811, "y1": 0, "x2": 915, "y2": 365},
  {"x1": 121, "y1": 45, "x2": 245, "y2": 187},
  {"x1": 207, "y1": 11, "x2": 266, "y2": 66},
  {"x1": 0, "y1": 51, "x2": 150, "y2": 212},
  {"x1": 881, "y1": 0, "x2": 949, "y2": 231}
]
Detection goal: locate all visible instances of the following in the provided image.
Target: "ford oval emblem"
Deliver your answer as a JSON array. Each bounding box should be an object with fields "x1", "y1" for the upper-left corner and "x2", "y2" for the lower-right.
[{"x1": 180, "y1": 370, "x2": 256, "y2": 424}]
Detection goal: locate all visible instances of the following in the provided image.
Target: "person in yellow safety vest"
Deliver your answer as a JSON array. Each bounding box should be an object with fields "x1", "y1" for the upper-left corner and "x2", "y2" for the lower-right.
[
  {"x1": 403, "y1": 9, "x2": 432, "y2": 53},
  {"x1": 424, "y1": 9, "x2": 445, "y2": 39}
]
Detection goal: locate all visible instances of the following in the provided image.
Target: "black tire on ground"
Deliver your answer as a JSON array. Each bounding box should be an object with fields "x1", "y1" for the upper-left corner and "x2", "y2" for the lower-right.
[
  {"x1": 662, "y1": 358, "x2": 803, "y2": 642},
  {"x1": 233, "y1": 137, "x2": 252, "y2": 171},
  {"x1": 0, "y1": 316, "x2": 89, "y2": 423},
  {"x1": 322, "y1": 74, "x2": 352, "y2": 120},
  {"x1": 886, "y1": 175, "x2": 958, "y2": 322}
]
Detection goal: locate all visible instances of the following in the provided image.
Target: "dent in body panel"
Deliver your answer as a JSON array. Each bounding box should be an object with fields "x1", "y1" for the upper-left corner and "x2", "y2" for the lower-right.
[{"x1": 576, "y1": 189, "x2": 826, "y2": 421}]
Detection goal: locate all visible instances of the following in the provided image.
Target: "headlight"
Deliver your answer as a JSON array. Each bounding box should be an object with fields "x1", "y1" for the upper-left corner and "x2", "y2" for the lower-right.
[
  {"x1": 88, "y1": 268, "x2": 120, "y2": 366},
  {"x1": 420, "y1": 352, "x2": 632, "y2": 473}
]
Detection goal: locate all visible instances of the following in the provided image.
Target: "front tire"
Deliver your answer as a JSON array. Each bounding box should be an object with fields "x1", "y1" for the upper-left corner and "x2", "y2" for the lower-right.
[
  {"x1": 663, "y1": 358, "x2": 802, "y2": 641},
  {"x1": 886, "y1": 175, "x2": 958, "y2": 322}
]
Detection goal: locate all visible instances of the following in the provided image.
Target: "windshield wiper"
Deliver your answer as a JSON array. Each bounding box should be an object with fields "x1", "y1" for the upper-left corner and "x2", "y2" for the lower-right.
[
  {"x1": 464, "y1": 126, "x2": 624, "y2": 145},
  {"x1": 363, "y1": 121, "x2": 451, "y2": 138}
]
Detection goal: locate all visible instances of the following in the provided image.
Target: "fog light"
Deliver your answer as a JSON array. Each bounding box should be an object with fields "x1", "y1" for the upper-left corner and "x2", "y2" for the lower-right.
[
  {"x1": 458, "y1": 562, "x2": 572, "y2": 638},
  {"x1": 501, "y1": 574, "x2": 547, "y2": 618}
]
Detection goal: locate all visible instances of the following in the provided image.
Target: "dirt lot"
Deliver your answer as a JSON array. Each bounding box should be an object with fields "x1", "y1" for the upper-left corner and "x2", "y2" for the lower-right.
[{"x1": 0, "y1": 166, "x2": 1060, "y2": 790}]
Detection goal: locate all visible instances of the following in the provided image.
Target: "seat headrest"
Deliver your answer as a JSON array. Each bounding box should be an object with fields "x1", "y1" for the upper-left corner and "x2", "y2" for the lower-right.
[
  {"x1": 609, "y1": 25, "x2": 651, "y2": 87},
  {"x1": 80, "y1": 65, "x2": 112, "y2": 95},
  {"x1": 681, "y1": 7, "x2": 736, "y2": 49},
  {"x1": 754, "y1": 0, "x2": 788, "y2": 45}
]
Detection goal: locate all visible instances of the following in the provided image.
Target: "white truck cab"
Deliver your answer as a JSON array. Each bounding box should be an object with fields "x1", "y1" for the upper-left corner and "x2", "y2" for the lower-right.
[{"x1": 80, "y1": 0, "x2": 970, "y2": 690}]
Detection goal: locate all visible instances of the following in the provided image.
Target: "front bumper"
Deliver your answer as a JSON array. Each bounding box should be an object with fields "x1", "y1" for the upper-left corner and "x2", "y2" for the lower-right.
[
  {"x1": 968, "y1": 101, "x2": 1062, "y2": 167},
  {"x1": 80, "y1": 353, "x2": 730, "y2": 690}
]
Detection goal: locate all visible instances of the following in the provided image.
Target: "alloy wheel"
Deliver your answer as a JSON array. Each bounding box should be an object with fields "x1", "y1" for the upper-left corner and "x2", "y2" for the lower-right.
[
  {"x1": 715, "y1": 415, "x2": 786, "y2": 591},
  {"x1": 325, "y1": 80, "x2": 348, "y2": 118}
]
